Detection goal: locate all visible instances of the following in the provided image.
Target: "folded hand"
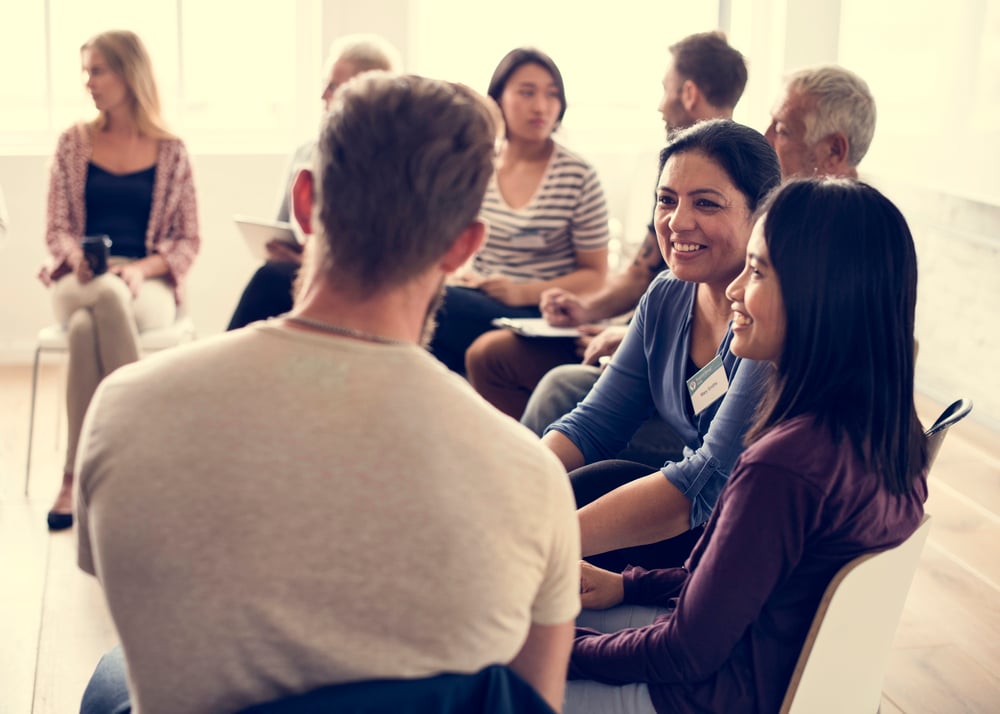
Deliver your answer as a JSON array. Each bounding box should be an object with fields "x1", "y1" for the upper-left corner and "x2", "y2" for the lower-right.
[
  {"x1": 110, "y1": 263, "x2": 145, "y2": 297},
  {"x1": 579, "y1": 560, "x2": 625, "y2": 610}
]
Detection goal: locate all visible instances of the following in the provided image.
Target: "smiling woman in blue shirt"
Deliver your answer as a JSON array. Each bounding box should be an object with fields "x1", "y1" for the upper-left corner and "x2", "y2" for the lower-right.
[{"x1": 542, "y1": 119, "x2": 780, "y2": 571}]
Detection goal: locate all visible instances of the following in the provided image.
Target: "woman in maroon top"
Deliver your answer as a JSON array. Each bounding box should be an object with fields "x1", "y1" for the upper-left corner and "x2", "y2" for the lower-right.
[{"x1": 563, "y1": 178, "x2": 928, "y2": 714}]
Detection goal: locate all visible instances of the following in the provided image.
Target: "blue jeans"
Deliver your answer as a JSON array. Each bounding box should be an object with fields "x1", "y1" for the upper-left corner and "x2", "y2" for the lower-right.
[
  {"x1": 428, "y1": 285, "x2": 540, "y2": 374},
  {"x1": 80, "y1": 645, "x2": 131, "y2": 714}
]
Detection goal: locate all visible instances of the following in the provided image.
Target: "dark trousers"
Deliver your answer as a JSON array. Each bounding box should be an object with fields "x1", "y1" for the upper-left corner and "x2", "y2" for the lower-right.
[
  {"x1": 227, "y1": 261, "x2": 299, "y2": 330},
  {"x1": 428, "y1": 285, "x2": 540, "y2": 374},
  {"x1": 571, "y1": 459, "x2": 705, "y2": 572}
]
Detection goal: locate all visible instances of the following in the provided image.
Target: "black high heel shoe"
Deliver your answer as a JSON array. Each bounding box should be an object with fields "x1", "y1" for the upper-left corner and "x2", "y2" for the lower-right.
[
  {"x1": 48, "y1": 471, "x2": 75, "y2": 531},
  {"x1": 47, "y1": 510, "x2": 74, "y2": 531}
]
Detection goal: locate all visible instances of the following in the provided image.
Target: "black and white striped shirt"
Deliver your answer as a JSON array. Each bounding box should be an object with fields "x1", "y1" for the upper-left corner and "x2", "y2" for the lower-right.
[{"x1": 473, "y1": 143, "x2": 610, "y2": 281}]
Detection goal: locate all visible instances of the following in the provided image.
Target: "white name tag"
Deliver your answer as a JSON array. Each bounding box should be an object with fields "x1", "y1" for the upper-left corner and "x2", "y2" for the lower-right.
[
  {"x1": 512, "y1": 231, "x2": 547, "y2": 249},
  {"x1": 687, "y1": 354, "x2": 730, "y2": 415}
]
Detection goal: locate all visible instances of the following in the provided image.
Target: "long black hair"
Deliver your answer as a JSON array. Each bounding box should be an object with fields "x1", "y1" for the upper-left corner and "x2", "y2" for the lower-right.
[{"x1": 747, "y1": 178, "x2": 927, "y2": 493}]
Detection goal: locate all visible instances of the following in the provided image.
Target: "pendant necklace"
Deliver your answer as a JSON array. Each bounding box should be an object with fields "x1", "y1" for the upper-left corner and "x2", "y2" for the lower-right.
[{"x1": 281, "y1": 313, "x2": 407, "y2": 346}]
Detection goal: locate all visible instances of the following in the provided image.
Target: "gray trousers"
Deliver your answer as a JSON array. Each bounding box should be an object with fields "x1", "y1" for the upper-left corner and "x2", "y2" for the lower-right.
[
  {"x1": 51, "y1": 268, "x2": 175, "y2": 472},
  {"x1": 563, "y1": 605, "x2": 668, "y2": 713}
]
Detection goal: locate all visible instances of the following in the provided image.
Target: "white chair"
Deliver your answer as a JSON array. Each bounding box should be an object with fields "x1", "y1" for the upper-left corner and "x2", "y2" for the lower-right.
[
  {"x1": 25, "y1": 314, "x2": 196, "y2": 494},
  {"x1": 780, "y1": 514, "x2": 932, "y2": 714}
]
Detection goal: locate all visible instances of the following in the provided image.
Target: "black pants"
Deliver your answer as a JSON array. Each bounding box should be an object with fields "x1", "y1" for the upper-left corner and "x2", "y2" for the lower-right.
[
  {"x1": 571, "y1": 459, "x2": 705, "y2": 572},
  {"x1": 428, "y1": 285, "x2": 540, "y2": 374},
  {"x1": 227, "y1": 261, "x2": 299, "y2": 330}
]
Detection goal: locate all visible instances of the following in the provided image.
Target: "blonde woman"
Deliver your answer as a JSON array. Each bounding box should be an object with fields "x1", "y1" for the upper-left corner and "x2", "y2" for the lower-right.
[{"x1": 38, "y1": 30, "x2": 200, "y2": 530}]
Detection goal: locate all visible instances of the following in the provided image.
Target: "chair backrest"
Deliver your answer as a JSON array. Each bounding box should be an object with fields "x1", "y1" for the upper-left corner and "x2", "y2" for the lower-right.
[
  {"x1": 137, "y1": 314, "x2": 196, "y2": 351},
  {"x1": 779, "y1": 514, "x2": 932, "y2": 714},
  {"x1": 924, "y1": 398, "x2": 973, "y2": 467}
]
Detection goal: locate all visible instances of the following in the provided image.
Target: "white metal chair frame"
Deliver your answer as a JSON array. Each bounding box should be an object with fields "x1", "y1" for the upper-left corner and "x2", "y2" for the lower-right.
[{"x1": 25, "y1": 315, "x2": 196, "y2": 494}]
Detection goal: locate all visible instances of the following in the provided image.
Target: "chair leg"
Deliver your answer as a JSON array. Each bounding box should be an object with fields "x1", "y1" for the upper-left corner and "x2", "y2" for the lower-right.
[
  {"x1": 55, "y1": 362, "x2": 66, "y2": 450},
  {"x1": 26, "y1": 346, "x2": 42, "y2": 496}
]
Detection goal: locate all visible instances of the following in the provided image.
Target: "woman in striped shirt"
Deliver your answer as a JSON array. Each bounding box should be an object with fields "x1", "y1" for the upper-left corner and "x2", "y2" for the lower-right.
[{"x1": 428, "y1": 47, "x2": 610, "y2": 373}]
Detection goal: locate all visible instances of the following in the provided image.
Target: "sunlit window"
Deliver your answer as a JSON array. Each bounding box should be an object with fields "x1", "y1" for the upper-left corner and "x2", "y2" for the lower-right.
[
  {"x1": 0, "y1": 0, "x2": 303, "y2": 152},
  {"x1": 0, "y1": 3, "x2": 52, "y2": 141},
  {"x1": 411, "y1": 0, "x2": 718, "y2": 153},
  {"x1": 839, "y1": 0, "x2": 1000, "y2": 202},
  {"x1": 179, "y1": 1, "x2": 297, "y2": 139}
]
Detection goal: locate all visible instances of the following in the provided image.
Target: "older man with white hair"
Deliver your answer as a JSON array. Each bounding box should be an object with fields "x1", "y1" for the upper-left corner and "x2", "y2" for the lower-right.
[{"x1": 765, "y1": 64, "x2": 877, "y2": 178}]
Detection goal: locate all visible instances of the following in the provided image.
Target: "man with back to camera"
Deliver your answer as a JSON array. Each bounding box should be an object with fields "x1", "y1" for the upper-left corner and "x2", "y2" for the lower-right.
[
  {"x1": 75, "y1": 74, "x2": 580, "y2": 714},
  {"x1": 465, "y1": 31, "x2": 749, "y2": 466},
  {"x1": 512, "y1": 62, "x2": 878, "y2": 461}
]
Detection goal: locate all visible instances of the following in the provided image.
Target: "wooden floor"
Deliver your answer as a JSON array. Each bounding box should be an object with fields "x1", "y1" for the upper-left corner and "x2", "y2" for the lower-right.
[{"x1": 1, "y1": 362, "x2": 998, "y2": 713}]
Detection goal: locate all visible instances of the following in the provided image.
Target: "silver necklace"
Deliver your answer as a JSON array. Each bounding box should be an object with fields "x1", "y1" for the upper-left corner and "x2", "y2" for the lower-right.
[{"x1": 282, "y1": 313, "x2": 407, "y2": 346}]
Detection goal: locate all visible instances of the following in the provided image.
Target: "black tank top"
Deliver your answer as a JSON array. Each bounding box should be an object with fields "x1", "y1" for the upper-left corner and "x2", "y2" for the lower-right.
[{"x1": 84, "y1": 162, "x2": 156, "y2": 258}]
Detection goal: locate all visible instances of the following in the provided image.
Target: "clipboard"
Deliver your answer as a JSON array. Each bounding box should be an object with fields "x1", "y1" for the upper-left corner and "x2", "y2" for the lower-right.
[{"x1": 490, "y1": 317, "x2": 582, "y2": 338}]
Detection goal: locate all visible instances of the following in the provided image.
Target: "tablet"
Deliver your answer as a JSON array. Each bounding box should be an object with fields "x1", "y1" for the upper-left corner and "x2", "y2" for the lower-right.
[{"x1": 233, "y1": 215, "x2": 301, "y2": 261}]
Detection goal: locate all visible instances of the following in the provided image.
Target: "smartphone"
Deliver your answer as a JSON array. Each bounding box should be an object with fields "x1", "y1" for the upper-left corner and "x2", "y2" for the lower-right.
[{"x1": 81, "y1": 235, "x2": 111, "y2": 276}]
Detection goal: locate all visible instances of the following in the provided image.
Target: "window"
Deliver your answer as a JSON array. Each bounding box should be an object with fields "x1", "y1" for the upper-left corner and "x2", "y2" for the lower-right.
[
  {"x1": 178, "y1": 1, "x2": 299, "y2": 143},
  {"x1": 412, "y1": 0, "x2": 718, "y2": 153},
  {"x1": 0, "y1": 0, "x2": 312, "y2": 153},
  {"x1": 0, "y1": 2, "x2": 51, "y2": 143},
  {"x1": 839, "y1": 0, "x2": 1000, "y2": 202}
]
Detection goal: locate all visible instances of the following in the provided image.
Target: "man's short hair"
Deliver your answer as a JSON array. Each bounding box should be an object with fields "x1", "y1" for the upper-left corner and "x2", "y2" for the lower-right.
[
  {"x1": 328, "y1": 33, "x2": 402, "y2": 73},
  {"x1": 786, "y1": 65, "x2": 877, "y2": 167},
  {"x1": 314, "y1": 73, "x2": 495, "y2": 294},
  {"x1": 669, "y1": 31, "x2": 748, "y2": 110}
]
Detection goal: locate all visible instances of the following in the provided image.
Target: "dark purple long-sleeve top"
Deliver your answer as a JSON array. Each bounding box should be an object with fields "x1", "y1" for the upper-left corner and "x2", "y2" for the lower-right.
[{"x1": 570, "y1": 414, "x2": 927, "y2": 714}]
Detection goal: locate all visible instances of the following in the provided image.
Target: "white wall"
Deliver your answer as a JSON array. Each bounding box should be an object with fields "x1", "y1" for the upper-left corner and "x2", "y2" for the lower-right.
[{"x1": 876, "y1": 178, "x2": 1000, "y2": 430}]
